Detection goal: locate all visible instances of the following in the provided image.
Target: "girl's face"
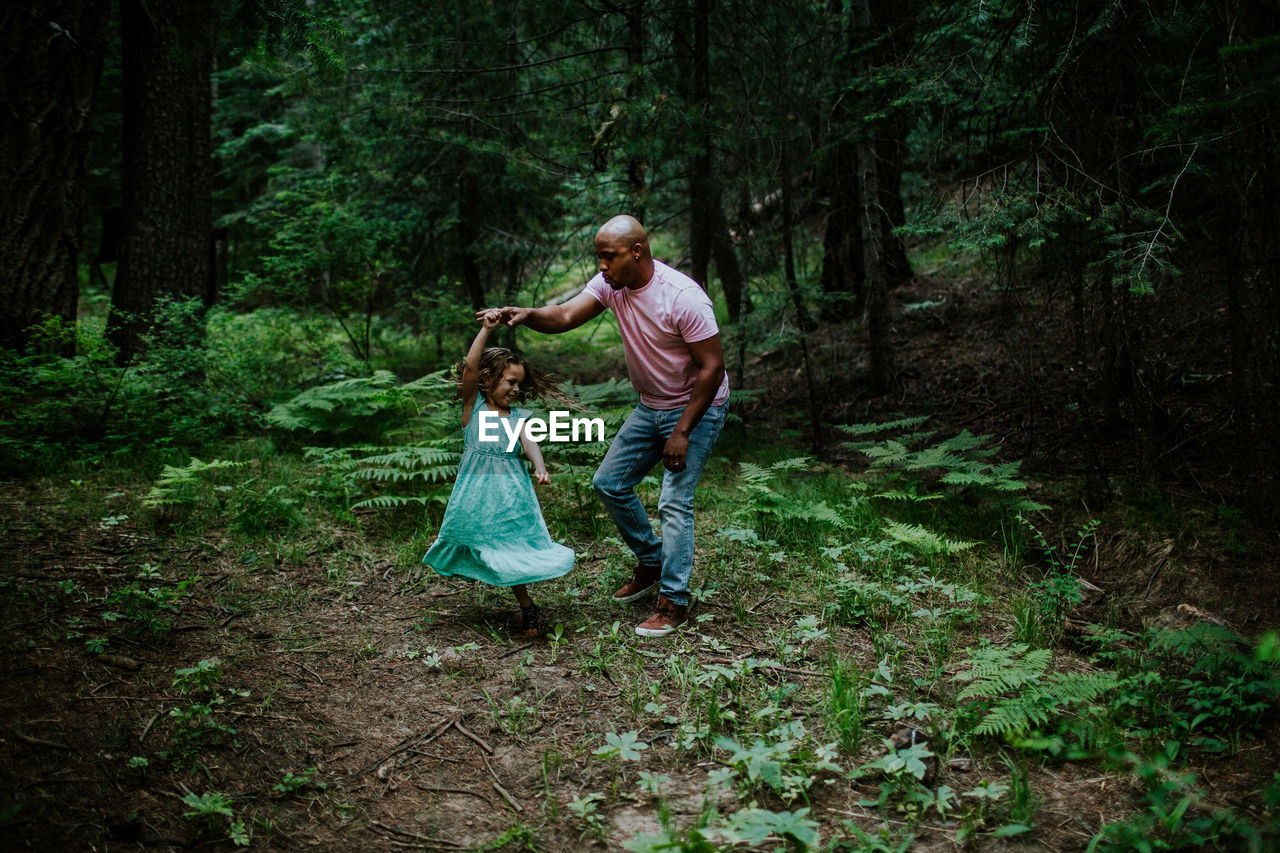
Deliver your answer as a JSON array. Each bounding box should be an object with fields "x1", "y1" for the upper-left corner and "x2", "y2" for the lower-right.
[{"x1": 485, "y1": 363, "x2": 525, "y2": 408}]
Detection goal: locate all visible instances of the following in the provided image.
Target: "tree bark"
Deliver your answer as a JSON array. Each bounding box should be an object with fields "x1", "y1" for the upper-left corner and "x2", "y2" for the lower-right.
[
  {"x1": 458, "y1": 169, "x2": 486, "y2": 311},
  {"x1": 854, "y1": 0, "x2": 894, "y2": 394},
  {"x1": 686, "y1": 0, "x2": 746, "y2": 314},
  {"x1": 624, "y1": 0, "x2": 647, "y2": 222},
  {"x1": 687, "y1": 0, "x2": 712, "y2": 289},
  {"x1": 820, "y1": 0, "x2": 912, "y2": 324},
  {"x1": 108, "y1": 0, "x2": 216, "y2": 362},
  {"x1": 0, "y1": 1, "x2": 110, "y2": 350}
]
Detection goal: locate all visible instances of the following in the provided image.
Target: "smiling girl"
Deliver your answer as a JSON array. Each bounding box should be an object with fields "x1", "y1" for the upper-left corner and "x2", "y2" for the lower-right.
[{"x1": 421, "y1": 310, "x2": 574, "y2": 636}]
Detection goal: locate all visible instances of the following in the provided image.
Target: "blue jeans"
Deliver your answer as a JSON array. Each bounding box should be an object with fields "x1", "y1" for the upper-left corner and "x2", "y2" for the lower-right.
[{"x1": 593, "y1": 402, "x2": 727, "y2": 606}]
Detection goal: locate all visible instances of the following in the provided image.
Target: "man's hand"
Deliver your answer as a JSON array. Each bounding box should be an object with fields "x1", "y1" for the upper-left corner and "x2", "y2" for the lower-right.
[
  {"x1": 663, "y1": 431, "x2": 689, "y2": 473},
  {"x1": 497, "y1": 306, "x2": 532, "y2": 328},
  {"x1": 475, "y1": 306, "x2": 527, "y2": 327}
]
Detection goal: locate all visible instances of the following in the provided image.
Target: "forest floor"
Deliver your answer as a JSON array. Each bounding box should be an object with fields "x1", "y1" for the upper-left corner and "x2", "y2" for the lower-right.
[{"x1": 2, "y1": 270, "x2": 1278, "y2": 852}]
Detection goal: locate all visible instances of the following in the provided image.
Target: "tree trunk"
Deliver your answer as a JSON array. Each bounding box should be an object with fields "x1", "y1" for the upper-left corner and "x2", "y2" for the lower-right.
[
  {"x1": 624, "y1": 0, "x2": 647, "y2": 222},
  {"x1": 819, "y1": 175, "x2": 865, "y2": 322},
  {"x1": 685, "y1": 0, "x2": 746, "y2": 314},
  {"x1": 687, "y1": 0, "x2": 712, "y2": 289},
  {"x1": 854, "y1": 0, "x2": 894, "y2": 394},
  {"x1": 821, "y1": 0, "x2": 912, "y2": 323},
  {"x1": 458, "y1": 170, "x2": 486, "y2": 311},
  {"x1": 0, "y1": 1, "x2": 110, "y2": 350},
  {"x1": 108, "y1": 0, "x2": 216, "y2": 362},
  {"x1": 710, "y1": 200, "x2": 748, "y2": 317}
]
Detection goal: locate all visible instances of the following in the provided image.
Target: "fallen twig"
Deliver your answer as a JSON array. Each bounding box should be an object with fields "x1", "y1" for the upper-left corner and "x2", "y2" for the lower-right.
[
  {"x1": 11, "y1": 730, "x2": 72, "y2": 750},
  {"x1": 95, "y1": 654, "x2": 141, "y2": 671},
  {"x1": 498, "y1": 643, "x2": 534, "y2": 660},
  {"x1": 223, "y1": 710, "x2": 305, "y2": 723},
  {"x1": 368, "y1": 820, "x2": 464, "y2": 849},
  {"x1": 412, "y1": 784, "x2": 493, "y2": 806},
  {"x1": 483, "y1": 755, "x2": 522, "y2": 813},
  {"x1": 452, "y1": 720, "x2": 493, "y2": 754},
  {"x1": 362, "y1": 719, "x2": 453, "y2": 775},
  {"x1": 296, "y1": 661, "x2": 325, "y2": 684},
  {"x1": 138, "y1": 712, "x2": 161, "y2": 744}
]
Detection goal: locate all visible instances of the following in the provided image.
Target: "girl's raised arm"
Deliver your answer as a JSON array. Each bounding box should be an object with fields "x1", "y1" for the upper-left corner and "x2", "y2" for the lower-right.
[{"x1": 460, "y1": 310, "x2": 501, "y2": 427}]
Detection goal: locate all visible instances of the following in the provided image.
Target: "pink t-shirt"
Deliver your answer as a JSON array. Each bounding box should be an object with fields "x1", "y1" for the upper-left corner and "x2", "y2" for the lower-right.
[{"x1": 584, "y1": 260, "x2": 731, "y2": 410}]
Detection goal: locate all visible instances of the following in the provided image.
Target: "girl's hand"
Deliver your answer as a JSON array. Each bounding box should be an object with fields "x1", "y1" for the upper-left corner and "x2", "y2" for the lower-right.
[
  {"x1": 534, "y1": 468, "x2": 550, "y2": 485},
  {"x1": 479, "y1": 308, "x2": 502, "y2": 330},
  {"x1": 497, "y1": 306, "x2": 531, "y2": 327}
]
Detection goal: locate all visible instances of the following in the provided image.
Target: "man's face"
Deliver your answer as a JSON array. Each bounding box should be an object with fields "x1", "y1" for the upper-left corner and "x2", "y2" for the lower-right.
[{"x1": 595, "y1": 232, "x2": 642, "y2": 290}]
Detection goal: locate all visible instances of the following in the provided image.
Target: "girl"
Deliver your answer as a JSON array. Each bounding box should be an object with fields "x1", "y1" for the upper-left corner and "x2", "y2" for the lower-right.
[{"x1": 422, "y1": 310, "x2": 574, "y2": 636}]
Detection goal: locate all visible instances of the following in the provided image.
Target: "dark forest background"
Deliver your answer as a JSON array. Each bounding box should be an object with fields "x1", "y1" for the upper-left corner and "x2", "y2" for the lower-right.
[{"x1": 4, "y1": 0, "x2": 1277, "y2": 514}]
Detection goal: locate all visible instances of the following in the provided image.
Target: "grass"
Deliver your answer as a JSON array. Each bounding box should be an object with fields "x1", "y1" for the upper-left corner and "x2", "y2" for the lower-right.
[{"x1": 2, "y1": 375, "x2": 1279, "y2": 850}]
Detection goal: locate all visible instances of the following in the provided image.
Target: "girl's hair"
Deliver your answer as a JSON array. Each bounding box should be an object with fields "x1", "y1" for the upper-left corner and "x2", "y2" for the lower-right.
[{"x1": 456, "y1": 347, "x2": 582, "y2": 410}]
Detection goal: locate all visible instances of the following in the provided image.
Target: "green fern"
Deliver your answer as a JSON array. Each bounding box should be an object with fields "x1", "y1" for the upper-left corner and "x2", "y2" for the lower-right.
[
  {"x1": 954, "y1": 643, "x2": 1053, "y2": 700},
  {"x1": 305, "y1": 439, "x2": 462, "y2": 511},
  {"x1": 145, "y1": 458, "x2": 246, "y2": 508},
  {"x1": 349, "y1": 494, "x2": 447, "y2": 510},
  {"x1": 954, "y1": 643, "x2": 1118, "y2": 746},
  {"x1": 883, "y1": 520, "x2": 976, "y2": 555},
  {"x1": 353, "y1": 445, "x2": 460, "y2": 484},
  {"x1": 840, "y1": 417, "x2": 1049, "y2": 515},
  {"x1": 266, "y1": 369, "x2": 445, "y2": 439},
  {"x1": 835, "y1": 415, "x2": 931, "y2": 436}
]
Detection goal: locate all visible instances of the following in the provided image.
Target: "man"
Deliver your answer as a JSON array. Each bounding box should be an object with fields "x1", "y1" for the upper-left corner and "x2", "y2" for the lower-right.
[{"x1": 486, "y1": 214, "x2": 729, "y2": 637}]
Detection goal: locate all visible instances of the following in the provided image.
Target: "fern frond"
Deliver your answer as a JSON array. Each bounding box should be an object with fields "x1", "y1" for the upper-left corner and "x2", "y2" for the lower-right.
[
  {"x1": 834, "y1": 415, "x2": 931, "y2": 436},
  {"x1": 350, "y1": 494, "x2": 443, "y2": 510},
  {"x1": 954, "y1": 643, "x2": 1051, "y2": 699},
  {"x1": 974, "y1": 695, "x2": 1052, "y2": 736},
  {"x1": 1043, "y1": 671, "x2": 1120, "y2": 705},
  {"x1": 802, "y1": 501, "x2": 845, "y2": 526},
  {"x1": 883, "y1": 520, "x2": 975, "y2": 555}
]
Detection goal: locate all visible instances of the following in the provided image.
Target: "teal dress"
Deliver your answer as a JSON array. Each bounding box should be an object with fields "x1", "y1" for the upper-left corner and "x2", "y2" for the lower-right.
[{"x1": 422, "y1": 396, "x2": 574, "y2": 586}]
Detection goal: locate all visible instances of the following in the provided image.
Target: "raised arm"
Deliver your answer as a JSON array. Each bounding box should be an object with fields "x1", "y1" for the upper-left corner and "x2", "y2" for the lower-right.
[
  {"x1": 476, "y1": 290, "x2": 605, "y2": 334},
  {"x1": 460, "y1": 310, "x2": 501, "y2": 427}
]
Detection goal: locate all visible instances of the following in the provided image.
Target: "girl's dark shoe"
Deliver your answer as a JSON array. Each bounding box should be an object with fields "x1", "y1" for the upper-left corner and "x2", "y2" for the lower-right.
[{"x1": 520, "y1": 603, "x2": 541, "y2": 637}]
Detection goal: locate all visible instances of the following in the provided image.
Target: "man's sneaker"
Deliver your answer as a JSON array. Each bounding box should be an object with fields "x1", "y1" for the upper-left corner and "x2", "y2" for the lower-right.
[
  {"x1": 635, "y1": 596, "x2": 688, "y2": 637},
  {"x1": 612, "y1": 562, "x2": 661, "y2": 603}
]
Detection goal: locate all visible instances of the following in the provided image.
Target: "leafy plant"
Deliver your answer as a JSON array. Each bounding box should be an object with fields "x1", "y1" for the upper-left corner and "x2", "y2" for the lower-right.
[
  {"x1": 839, "y1": 418, "x2": 1048, "y2": 519},
  {"x1": 173, "y1": 658, "x2": 222, "y2": 695},
  {"x1": 594, "y1": 730, "x2": 649, "y2": 762},
  {"x1": 1098, "y1": 625, "x2": 1280, "y2": 752},
  {"x1": 715, "y1": 719, "x2": 842, "y2": 804},
  {"x1": 169, "y1": 698, "x2": 238, "y2": 768},
  {"x1": 144, "y1": 458, "x2": 244, "y2": 509},
  {"x1": 567, "y1": 792, "x2": 606, "y2": 840},
  {"x1": 181, "y1": 790, "x2": 249, "y2": 847},
  {"x1": 274, "y1": 766, "x2": 326, "y2": 796},
  {"x1": 266, "y1": 369, "x2": 444, "y2": 440},
  {"x1": 102, "y1": 575, "x2": 199, "y2": 636},
  {"x1": 954, "y1": 643, "x2": 1117, "y2": 756}
]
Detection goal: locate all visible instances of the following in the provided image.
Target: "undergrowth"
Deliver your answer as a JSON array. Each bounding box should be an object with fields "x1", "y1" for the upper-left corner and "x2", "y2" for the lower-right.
[{"x1": 2, "y1": 312, "x2": 1277, "y2": 851}]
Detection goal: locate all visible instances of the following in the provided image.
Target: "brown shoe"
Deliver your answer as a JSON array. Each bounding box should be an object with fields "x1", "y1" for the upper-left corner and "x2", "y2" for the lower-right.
[
  {"x1": 635, "y1": 596, "x2": 688, "y2": 637},
  {"x1": 612, "y1": 562, "x2": 661, "y2": 603}
]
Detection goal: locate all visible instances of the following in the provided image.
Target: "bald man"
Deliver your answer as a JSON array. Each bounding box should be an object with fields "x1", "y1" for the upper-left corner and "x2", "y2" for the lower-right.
[{"x1": 486, "y1": 215, "x2": 729, "y2": 637}]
